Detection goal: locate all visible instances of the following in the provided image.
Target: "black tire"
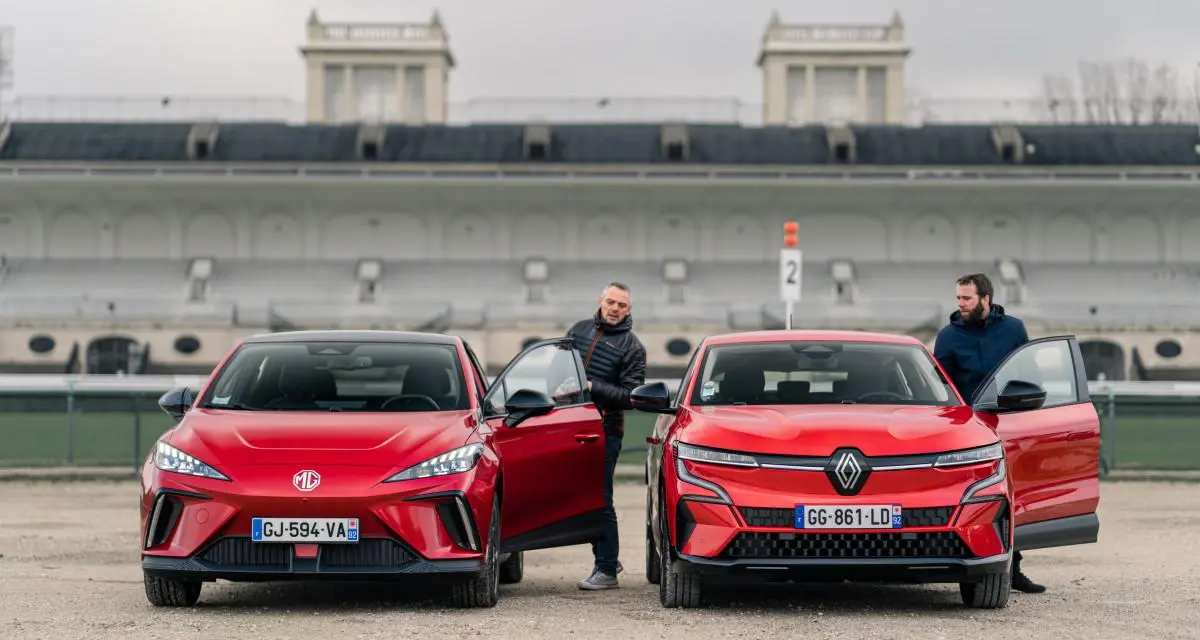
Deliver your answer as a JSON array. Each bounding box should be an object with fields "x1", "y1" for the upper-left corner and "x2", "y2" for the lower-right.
[
  {"x1": 645, "y1": 489, "x2": 661, "y2": 584},
  {"x1": 499, "y1": 551, "x2": 523, "y2": 584},
  {"x1": 143, "y1": 572, "x2": 201, "y2": 607},
  {"x1": 657, "y1": 488, "x2": 702, "y2": 608},
  {"x1": 449, "y1": 496, "x2": 501, "y2": 608},
  {"x1": 960, "y1": 569, "x2": 1012, "y2": 609},
  {"x1": 645, "y1": 523, "x2": 661, "y2": 585}
]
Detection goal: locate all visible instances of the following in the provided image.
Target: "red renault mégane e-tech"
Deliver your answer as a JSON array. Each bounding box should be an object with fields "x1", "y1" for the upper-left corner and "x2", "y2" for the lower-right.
[
  {"x1": 140, "y1": 330, "x2": 611, "y2": 608},
  {"x1": 632, "y1": 330, "x2": 1101, "y2": 609}
]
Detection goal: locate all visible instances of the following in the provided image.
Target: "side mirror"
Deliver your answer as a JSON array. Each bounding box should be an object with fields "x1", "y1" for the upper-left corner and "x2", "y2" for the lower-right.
[
  {"x1": 503, "y1": 388, "x2": 556, "y2": 428},
  {"x1": 631, "y1": 381, "x2": 676, "y2": 414},
  {"x1": 158, "y1": 387, "x2": 195, "y2": 421},
  {"x1": 996, "y1": 380, "x2": 1046, "y2": 412}
]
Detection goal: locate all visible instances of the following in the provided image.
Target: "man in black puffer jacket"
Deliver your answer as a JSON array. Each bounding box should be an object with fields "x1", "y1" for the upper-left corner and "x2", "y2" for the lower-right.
[{"x1": 563, "y1": 281, "x2": 646, "y2": 591}]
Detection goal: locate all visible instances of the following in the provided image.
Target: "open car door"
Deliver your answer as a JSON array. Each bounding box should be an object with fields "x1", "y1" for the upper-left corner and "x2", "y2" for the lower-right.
[
  {"x1": 483, "y1": 338, "x2": 608, "y2": 554},
  {"x1": 970, "y1": 335, "x2": 1101, "y2": 552}
]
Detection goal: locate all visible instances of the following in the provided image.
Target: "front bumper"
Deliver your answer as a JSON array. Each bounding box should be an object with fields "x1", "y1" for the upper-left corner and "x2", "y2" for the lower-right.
[
  {"x1": 676, "y1": 551, "x2": 1010, "y2": 583},
  {"x1": 142, "y1": 536, "x2": 484, "y2": 583}
]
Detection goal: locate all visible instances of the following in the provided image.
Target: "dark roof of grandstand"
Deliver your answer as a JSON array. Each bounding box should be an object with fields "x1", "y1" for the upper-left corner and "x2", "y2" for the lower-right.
[{"x1": 1, "y1": 122, "x2": 1198, "y2": 165}]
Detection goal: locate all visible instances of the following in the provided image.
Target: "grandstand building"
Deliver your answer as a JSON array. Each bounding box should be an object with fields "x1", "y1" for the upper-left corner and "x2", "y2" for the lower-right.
[{"x1": 0, "y1": 12, "x2": 1197, "y2": 381}]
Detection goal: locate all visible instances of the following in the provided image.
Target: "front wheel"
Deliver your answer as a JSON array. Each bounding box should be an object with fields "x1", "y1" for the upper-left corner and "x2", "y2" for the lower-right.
[
  {"x1": 657, "y1": 491, "x2": 702, "y2": 608},
  {"x1": 645, "y1": 523, "x2": 661, "y2": 584},
  {"x1": 499, "y1": 551, "x2": 523, "y2": 584},
  {"x1": 449, "y1": 496, "x2": 501, "y2": 608},
  {"x1": 645, "y1": 490, "x2": 661, "y2": 584},
  {"x1": 143, "y1": 572, "x2": 201, "y2": 607},
  {"x1": 960, "y1": 569, "x2": 1012, "y2": 609}
]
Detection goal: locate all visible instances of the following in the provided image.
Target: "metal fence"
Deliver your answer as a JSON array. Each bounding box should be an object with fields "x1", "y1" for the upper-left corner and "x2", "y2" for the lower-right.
[{"x1": 0, "y1": 375, "x2": 1196, "y2": 473}]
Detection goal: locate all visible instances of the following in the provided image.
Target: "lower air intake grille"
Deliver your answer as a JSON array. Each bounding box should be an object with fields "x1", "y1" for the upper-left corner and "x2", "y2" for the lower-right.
[
  {"x1": 722, "y1": 531, "x2": 971, "y2": 560},
  {"x1": 320, "y1": 539, "x2": 415, "y2": 568},
  {"x1": 199, "y1": 537, "x2": 290, "y2": 568},
  {"x1": 196, "y1": 537, "x2": 417, "y2": 569}
]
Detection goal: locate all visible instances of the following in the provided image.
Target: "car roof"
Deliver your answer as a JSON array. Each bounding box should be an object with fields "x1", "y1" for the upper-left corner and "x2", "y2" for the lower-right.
[
  {"x1": 242, "y1": 330, "x2": 459, "y2": 346},
  {"x1": 702, "y1": 329, "x2": 924, "y2": 347}
]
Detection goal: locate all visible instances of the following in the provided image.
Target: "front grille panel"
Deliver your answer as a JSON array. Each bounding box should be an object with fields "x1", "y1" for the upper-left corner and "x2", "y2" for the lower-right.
[
  {"x1": 739, "y1": 506, "x2": 956, "y2": 529},
  {"x1": 722, "y1": 531, "x2": 971, "y2": 560}
]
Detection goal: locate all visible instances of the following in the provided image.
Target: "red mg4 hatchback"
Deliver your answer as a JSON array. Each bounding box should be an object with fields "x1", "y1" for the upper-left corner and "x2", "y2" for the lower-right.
[
  {"x1": 140, "y1": 331, "x2": 609, "y2": 608},
  {"x1": 633, "y1": 330, "x2": 1101, "y2": 609}
]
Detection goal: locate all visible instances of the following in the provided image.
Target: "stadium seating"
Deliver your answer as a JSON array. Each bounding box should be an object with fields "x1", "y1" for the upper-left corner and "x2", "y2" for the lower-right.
[{"x1": 3, "y1": 257, "x2": 1197, "y2": 330}]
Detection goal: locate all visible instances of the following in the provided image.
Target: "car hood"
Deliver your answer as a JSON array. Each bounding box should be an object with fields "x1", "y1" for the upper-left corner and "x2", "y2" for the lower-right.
[
  {"x1": 165, "y1": 409, "x2": 476, "y2": 468},
  {"x1": 679, "y1": 404, "x2": 993, "y2": 458}
]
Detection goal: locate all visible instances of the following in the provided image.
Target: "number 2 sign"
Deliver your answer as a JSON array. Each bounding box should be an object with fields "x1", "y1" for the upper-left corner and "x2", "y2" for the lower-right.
[{"x1": 780, "y1": 248, "x2": 801, "y2": 303}]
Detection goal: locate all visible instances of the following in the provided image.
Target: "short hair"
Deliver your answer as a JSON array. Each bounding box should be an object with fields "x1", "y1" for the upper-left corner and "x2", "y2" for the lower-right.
[
  {"x1": 956, "y1": 273, "x2": 994, "y2": 300},
  {"x1": 603, "y1": 281, "x2": 630, "y2": 295}
]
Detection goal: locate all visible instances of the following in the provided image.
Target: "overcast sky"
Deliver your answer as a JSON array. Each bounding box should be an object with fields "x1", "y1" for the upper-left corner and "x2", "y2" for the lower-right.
[{"x1": 3, "y1": 0, "x2": 1200, "y2": 118}]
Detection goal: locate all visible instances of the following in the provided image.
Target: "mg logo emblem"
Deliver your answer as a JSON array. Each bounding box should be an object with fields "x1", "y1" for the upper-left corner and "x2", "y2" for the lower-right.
[
  {"x1": 825, "y1": 449, "x2": 871, "y2": 496},
  {"x1": 293, "y1": 470, "x2": 321, "y2": 492}
]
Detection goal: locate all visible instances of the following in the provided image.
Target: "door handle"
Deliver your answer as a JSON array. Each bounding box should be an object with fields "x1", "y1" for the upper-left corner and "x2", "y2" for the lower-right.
[
  {"x1": 575, "y1": 433, "x2": 601, "y2": 444},
  {"x1": 646, "y1": 436, "x2": 662, "y2": 445}
]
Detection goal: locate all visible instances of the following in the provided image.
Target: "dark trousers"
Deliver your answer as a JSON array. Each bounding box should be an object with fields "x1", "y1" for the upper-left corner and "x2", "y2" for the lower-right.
[{"x1": 592, "y1": 431, "x2": 622, "y2": 575}]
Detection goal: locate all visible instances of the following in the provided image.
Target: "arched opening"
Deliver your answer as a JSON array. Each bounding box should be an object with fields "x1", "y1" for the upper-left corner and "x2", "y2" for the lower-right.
[
  {"x1": 86, "y1": 336, "x2": 144, "y2": 375},
  {"x1": 1078, "y1": 340, "x2": 1125, "y2": 381}
]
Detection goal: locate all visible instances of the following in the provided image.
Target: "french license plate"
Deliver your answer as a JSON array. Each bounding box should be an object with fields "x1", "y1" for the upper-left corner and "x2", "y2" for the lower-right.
[
  {"x1": 794, "y1": 505, "x2": 902, "y2": 530},
  {"x1": 251, "y1": 518, "x2": 360, "y2": 543}
]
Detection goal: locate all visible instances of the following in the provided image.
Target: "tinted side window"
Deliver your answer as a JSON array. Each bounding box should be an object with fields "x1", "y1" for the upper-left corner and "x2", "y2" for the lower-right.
[{"x1": 988, "y1": 339, "x2": 1079, "y2": 408}]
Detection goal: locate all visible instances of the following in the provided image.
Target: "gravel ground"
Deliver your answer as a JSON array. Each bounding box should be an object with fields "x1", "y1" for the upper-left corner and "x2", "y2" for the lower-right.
[{"x1": 1, "y1": 479, "x2": 1198, "y2": 639}]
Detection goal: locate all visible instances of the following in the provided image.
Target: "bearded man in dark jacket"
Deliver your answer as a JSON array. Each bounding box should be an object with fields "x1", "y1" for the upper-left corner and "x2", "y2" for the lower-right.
[
  {"x1": 562, "y1": 281, "x2": 646, "y2": 590},
  {"x1": 933, "y1": 272, "x2": 1045, "y2": 595}
]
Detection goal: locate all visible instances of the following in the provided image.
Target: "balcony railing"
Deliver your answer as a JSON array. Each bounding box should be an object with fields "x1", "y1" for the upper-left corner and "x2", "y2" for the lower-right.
[{"x1": 315, "y1": 23, "x2": 437, "y2": 43}]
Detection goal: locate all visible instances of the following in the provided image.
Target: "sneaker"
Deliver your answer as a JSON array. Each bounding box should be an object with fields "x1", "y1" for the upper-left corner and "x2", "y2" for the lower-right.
[
  {"x1": 577, "y1": 569, "x2": 619, "y2": 590},
  {"x1": 1012, "y1": 571, "x2": 1047, "y2": 594}
]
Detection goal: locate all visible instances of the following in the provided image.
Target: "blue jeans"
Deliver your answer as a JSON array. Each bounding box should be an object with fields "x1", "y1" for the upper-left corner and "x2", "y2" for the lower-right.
[{"x1": 592, "y1": 432, "x2": 622, "y2": 576}]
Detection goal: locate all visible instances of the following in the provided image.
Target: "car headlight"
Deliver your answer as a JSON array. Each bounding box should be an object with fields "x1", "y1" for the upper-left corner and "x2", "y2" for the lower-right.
[
  {"x1": 674, "y1": 442, "x2": 759, "y2": 467},
  {"x1": 384, "y1": 443, "x2": 485, "y2": 482},
  {"x1": 934, "y1": 442, "x2": 1004, "y2": 468},
  {"x1": 154, "y1": 441, "x2": 230, "y2": 481}
]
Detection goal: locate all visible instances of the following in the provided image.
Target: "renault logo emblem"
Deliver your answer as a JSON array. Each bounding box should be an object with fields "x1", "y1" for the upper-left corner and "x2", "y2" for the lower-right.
[{"x1": 825, "y1": 449, "x2": 871, "y2": 496}]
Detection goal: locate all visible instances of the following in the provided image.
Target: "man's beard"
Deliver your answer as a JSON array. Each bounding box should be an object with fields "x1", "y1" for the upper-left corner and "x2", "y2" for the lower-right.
[{"x1": 964, "y1": 302, "x2": 986, "y2": 324}]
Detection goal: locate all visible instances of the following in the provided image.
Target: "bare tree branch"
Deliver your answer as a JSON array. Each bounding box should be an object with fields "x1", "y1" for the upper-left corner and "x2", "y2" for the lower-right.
[{"x1": 1042, "y1": 59, "x2": 1196, "y2": 124}]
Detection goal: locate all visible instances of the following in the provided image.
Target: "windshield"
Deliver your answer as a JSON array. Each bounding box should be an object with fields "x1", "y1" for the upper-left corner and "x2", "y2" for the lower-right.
[
  {"x1": 688, "y1": 340, "x2": 957, "y2": 407},
  {"x1": 198, "y1": 341, "x2": 469, "y2": 412}
]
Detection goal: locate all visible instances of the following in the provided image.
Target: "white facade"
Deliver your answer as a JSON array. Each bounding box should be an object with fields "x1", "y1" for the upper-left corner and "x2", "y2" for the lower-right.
[
  {"x1": 300, "y1": 10, "x2": 454, "y2": 125},
  {"x1": 758, "y1": 12, "x2": 910, "y2": 126},
  {"x1": 1, "y1": 180, "x2": 1198, "y2": 264}
]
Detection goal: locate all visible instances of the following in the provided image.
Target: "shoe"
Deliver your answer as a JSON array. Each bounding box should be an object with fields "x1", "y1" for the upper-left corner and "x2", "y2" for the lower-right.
[
  {"x1": 577, "y1": 569, "x2": 619, "y2": 590},
  {"x1": 1012, "y1": 571, "x2": 1047, "y2": 594},
  {"x1": 616, "y1": 561, "x2": 623, "y2": 575}
]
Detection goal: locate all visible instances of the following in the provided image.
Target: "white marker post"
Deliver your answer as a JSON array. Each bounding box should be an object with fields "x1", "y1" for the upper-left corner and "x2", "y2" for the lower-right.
[{"x1": 780, "y1": 221, "x2": 801, "y2": 330}]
